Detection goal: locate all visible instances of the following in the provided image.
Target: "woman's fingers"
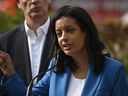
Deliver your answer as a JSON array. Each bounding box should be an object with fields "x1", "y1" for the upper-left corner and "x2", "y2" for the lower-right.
[
  {"x1": 0, "y1": 51, "x2": 15, "y2": 77},
  {"x1": 0, "y1": 55, "x2": 6, "y2": 69}
]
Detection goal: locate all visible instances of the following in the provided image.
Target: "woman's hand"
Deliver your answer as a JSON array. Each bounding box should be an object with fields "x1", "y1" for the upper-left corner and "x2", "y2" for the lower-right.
[{"x1": 0, "y1": 51, "x2": 15, "y2": 77}]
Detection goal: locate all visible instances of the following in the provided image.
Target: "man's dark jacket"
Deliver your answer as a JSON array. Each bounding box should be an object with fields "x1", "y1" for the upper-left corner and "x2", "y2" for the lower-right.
[{"x1": 0, "y1": 24, "x2": 55, "y2": 95}]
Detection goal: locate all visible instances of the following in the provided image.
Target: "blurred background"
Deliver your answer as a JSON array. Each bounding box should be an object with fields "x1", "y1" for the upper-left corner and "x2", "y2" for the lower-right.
[{"x1": 0, "y1": 0, "x2": 128, "y2": 72}]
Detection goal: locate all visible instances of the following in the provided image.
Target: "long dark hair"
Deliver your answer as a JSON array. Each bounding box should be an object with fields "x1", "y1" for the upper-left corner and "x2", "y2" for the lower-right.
[{"x1": 51, "y1": 5, "x2": 106, "y2": 75}]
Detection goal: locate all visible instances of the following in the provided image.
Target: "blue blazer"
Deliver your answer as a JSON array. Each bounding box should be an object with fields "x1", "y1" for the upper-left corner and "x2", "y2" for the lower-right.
[{"x1": 1, "y1": 57, "x2": 128, "y2": 96}]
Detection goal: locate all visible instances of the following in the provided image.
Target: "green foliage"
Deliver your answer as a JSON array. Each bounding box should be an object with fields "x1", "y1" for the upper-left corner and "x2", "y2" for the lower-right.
[{"x1": 0, "y1": 10, "x2": 24, "y2": 33}]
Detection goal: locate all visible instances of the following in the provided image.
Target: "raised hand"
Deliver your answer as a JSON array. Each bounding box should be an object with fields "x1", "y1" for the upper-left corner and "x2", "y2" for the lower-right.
[{"x1": 0, "y1": 51, "x2": 15, "y2": 77}]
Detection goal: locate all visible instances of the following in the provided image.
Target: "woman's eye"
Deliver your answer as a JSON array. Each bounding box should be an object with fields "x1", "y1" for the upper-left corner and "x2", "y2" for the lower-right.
[
  {"x1": 66, "y1": 28, "x2": 75, "y2": 33},
  {"x1": 56, "y1": 31, "x2": 62, "y2": 37}
]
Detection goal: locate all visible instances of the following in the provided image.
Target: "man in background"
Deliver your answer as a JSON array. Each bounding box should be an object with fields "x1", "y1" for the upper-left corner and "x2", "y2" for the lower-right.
[{"x1": 0, "y1": 0, "x2": 55, "y2": 95}]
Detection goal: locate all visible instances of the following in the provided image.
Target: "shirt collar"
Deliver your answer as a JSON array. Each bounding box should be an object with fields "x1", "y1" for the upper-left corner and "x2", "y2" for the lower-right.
[{"x1": 24, "y1": 17, "x2": 50, "y2": 37}]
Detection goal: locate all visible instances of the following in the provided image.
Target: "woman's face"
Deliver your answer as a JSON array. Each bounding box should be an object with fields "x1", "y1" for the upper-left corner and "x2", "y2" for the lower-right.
[{"x1": 55, "y1": 16, "x2": 86, "y2": 57}]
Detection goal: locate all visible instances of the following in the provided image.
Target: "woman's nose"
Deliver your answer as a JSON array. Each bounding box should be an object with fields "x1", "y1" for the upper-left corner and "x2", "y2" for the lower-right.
[{"x1": 61, "y1": 32, "x2": 69, "y2": 41}]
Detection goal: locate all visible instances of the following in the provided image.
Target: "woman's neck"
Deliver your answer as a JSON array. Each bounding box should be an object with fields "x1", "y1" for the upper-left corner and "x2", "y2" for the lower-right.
[{"x1": 72, "y1": 52, "x2": 90, "y2": 79}]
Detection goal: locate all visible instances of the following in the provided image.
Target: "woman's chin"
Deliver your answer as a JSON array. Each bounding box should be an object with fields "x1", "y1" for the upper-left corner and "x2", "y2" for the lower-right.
[{"x1": 64, "y1": 51, "x2": 73, "y2": 56}]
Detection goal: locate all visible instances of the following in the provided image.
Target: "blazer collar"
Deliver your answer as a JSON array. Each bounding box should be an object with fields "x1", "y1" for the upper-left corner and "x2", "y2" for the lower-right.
[
  {"x1": 81, "y1": 62, "x2": 102, "y2": 96},
  {"x1": 14, "y1": 25, "x2": 32, "y2": 85},
  {"x1": 54, "y1": 68, "x2": 71, "y2": 96},
  {"x1": 55, "y1": 62, "x2": 102, "y2": 96}
]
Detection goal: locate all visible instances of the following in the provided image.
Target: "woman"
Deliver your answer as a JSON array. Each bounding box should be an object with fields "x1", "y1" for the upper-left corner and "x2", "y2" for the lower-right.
[{"x1": 0, "y1": 5, "x2": 128, "y2": 96}]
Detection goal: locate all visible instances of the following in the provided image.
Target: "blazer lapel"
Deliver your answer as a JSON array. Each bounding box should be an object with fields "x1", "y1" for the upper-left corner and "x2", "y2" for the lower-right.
[
  {"x1": 81, "y1": 63, "x2": 102, "y2": 96},
  {"x1": 14, "y1": 25, "x2": 32, "y2": 85},
  {"x1": 55, "y1": 69, "x2": 71, "y2": 96}
]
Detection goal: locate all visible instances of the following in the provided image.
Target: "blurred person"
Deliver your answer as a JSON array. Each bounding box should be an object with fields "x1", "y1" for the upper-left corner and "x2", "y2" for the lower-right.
[
  {"x1": 121, "y1": 12, "x2": 128, "y2": 27},
  {"x1": 0, "y1": 0, "x2": 55, "y2": 95},
  {"x1": 0, "y1": 5, "x2": 128, "y2": 96}
]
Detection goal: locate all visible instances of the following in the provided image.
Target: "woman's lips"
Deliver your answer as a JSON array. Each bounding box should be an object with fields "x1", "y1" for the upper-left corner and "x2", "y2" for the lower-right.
[{"x1": 63, "y1": 44, "x2": 73, "y2": 51}]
